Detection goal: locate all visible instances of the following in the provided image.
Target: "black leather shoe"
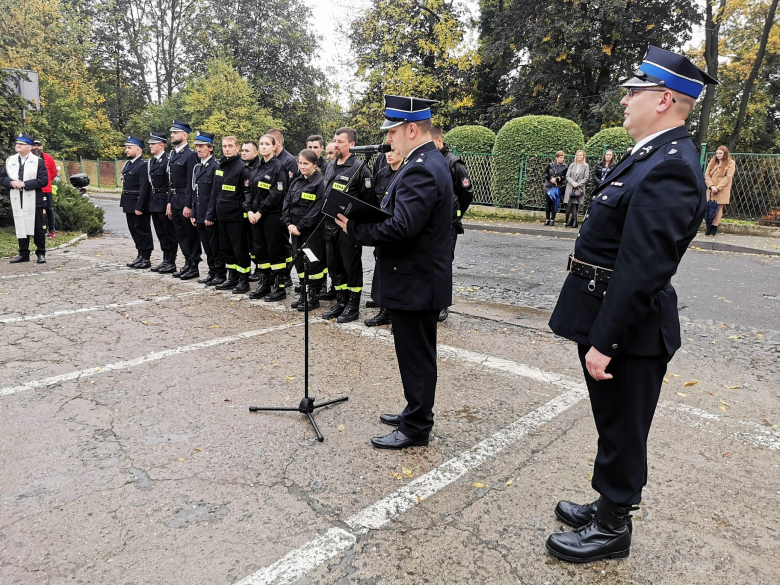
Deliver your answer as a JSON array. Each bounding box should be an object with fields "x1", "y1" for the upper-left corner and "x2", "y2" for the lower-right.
[
  {"x1": 172, "y1": 262, "x2": 191, "y2": 278},
  {"x1": 36, "y1": 255, "x2": 47, "y2": 264},
  {"x1": 150, "y1": 260, "x2": 166, "y2": 272},
  {"x1": 438, "y1": 307, "x2": 448, "y2": 322},
  {"x1": 198, "y1": 272, "x2": 214, "y2": 284},
  {"x1": 370, "y1": 430, "x2": 428, "y2": 450},
  {"x1": 249, "y1": 272, "x2": 272, "y2": 299},
  {"x1": 365, "y1": 307, "x2": 391, "y2": 327},
  {"x1": 126, "y1": 256, "x2": 142, "y2": 267},
  {"x1": 555, "y1": 499, "x2": 598, "y2": 529},
  {"x1": 10, "y1": 255, "x2": 30, "y2": 263},
  {"x1": 179, "y1": 267, "x2": 200, "y2": 280},
  {"x1": 215, "y1": 270, "x2": 239, "y2": 290},
  {"x1": 232, "y1": 274, "x2": 250, "y2": 294},
  {"x1": 337, "y1": 292, "x2": 360, "y2": 323},
  {"x1": 290, "y1": 291, "x2": 306, "y2": 309},
  {"x1": 322, "y1": 292, "x2": 347, "y2": 320},
  {"x1": 296, "y1": 292, "x2": 320, "y2": 311},
  {"x1": 379, "y1": 413, "x2": 401, "y2": 427},
  {"x1": 158, "y1": 262, "x2": 176, "y2": 274},
  {"x1": 263, "y1": 274, "x2": 286, "y2": 302},
  {"x1": 248, "y1": 267, "x2": 263, "y2": 282},
  {"x1": 546, "y1": 515, "x2": 632, "y2": 563},
  {"x1": 319, "y1": 285, "x2": 336, "y2": 300},
  {"x1": 134, "y1": 259, "x2": 151, "y2": 269},
  {"x1": 208, "y1": 274, "x2": 226, "y2": 287},
  {"x1": 366, "y1": 300, "x2": 379, "y2": 308}
]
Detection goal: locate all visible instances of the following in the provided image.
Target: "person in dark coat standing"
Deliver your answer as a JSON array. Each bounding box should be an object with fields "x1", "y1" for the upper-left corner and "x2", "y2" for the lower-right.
[
  {"x1": 545, "y1": 46, "x2": 718, "y2": 563},
  {"x1": 0, "y1": 134, "x2": 49, "y2": 263},
  {"x1": 120, "y1": 135, "x2": 153, "y2": 269},
  {"x1": 592, "y1": 149, "x2": 616, "y2": 186},
  {"x1": 139, "y1": 132, "x2": 178, "y2": 273},
  {"x1": 543, "y1": 152, "x2": 567, "y2": 227},
  {"x1": 167, "y1": 119, "x2": 202, "y2": 279},
  {"x1": 336, "y1": 95, "x2": 453, "y2": 450},
  {"x1": 190, "y1": 131, "x2": 225, "y2": 286}
]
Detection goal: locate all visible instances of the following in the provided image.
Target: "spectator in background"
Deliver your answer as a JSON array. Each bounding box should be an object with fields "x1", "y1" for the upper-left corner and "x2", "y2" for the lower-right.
[
  {"x1": 325, "y1": 142, "x2": 337, "y2": 162},
  {"x1": 32, "y1": 138, "x2": 57, "y2": 237},
  {"x1": 306, "y1": 135, "x2": 327, "y2": 171},
  {"x1": 543, "y1": 151, "x2": 567, "y2": 227},
  {"x1": 564, "y1": 149, "x2": 589, "y2": 228},
  {"x1": 704, "y1": 145, "x2": 735, "y2": 236},
  {"x1": 592, "y1": 149, "x2": 615, "y2": 187}
]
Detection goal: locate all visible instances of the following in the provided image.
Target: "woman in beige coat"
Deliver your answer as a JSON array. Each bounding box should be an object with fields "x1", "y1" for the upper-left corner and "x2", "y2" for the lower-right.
[
  {"x1": 704, "y1": 145, "x2": 736, "y2": 236},
  {"x1": 564, "y1": 150, "x2": 589, "y2": 228}
]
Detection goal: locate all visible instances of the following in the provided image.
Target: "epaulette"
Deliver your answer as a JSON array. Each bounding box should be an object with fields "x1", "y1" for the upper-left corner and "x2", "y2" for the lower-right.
[{"x1": 664, "y1": 141, "x2": 682, "y2": 159}]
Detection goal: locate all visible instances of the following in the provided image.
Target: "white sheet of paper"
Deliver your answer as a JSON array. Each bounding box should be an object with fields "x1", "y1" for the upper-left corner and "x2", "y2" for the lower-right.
[{"x1": 302, "y1": 248, "x2": 318, "y2": 262}]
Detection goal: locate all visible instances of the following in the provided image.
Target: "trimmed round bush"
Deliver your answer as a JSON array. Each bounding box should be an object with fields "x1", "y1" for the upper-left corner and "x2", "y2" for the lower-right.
[
  {"x1": 54, "y1": 183, "x2": 105, "y2": 235},
  {"x1": 491, "y1": 116, "x2": 585, "y2": 207},
  {"x1": 585, "y1": 126, "x2": 635, "y2": 156},
  {"x1": 444, "y1": 125, "x2": 496, "y2": 154}
]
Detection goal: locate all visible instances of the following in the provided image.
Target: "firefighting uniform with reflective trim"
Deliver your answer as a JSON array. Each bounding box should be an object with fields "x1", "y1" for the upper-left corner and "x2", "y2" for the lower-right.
[
  {"x1": 206, "y1": 155, "x2": 251, "y2": 273},
  {"x1": 282, "y1": 171, "x2": 328, "y2": 284},
  {"x1": 276, "y1": 148, "x2": 299, "y2": 267},
  {"x1": 247, "y1": 156, "x2": 289, "y2": 284},
  {"x1": 322, "y1": 154, "x2": 373, "y2": 292},
  {"x1": 440, "y1": 145, "x2": 474, "y2": 260}
]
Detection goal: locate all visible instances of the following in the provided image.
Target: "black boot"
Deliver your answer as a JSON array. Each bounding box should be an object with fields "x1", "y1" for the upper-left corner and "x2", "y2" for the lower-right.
[
  {"x1": 159, "y1": 252, "x2": 176, "y2": 274},
  {"x1": 10, "y1": 254, "x2": 30, "y2": 263},
  {"x1": 248, "y1": 270, "x2": 272, "y2": 299},
  {"x1": 172, "y1": 260, "x2": 191, "y2": 278},
  {"x1": 36, "y1": 253, "x2": 47, "y2": 264},
  {"x1": 290, "y1": 287, "x2": 306, "y2": 309},
  {"x1": 337, "y1": 291, "x2": 361, "y2": 323},
  {"x1": 135, "y1": 252, "x2": 152, "y2": 269},
  {"x1": 264, "y1": 273, "x2": 287, "y2": 302},
  {"x1": 232, "y1": 271, "x2": 250, "y2": 294},
  {"x1": 319, "y1": 283, "x2": 336, "y2": 300},
  {"x1": 438, "y1": 307, "x2": 449, "y2": 322},
  {"x1": 198, "y1": 271, "x2": 215, "y2": 284},
  {"x1": 555, "y1": 499, "x2": 599, "y2": 529},
  {"x1": 151, "y1": 252, "x2": 167, "y2": 272},
  {"x1": 364, "y1": 306, "x2": 391, "y2": 327},
  {"x1": 711, "y1": 225, "x2": 718, "y2": 236},
  {"x1": 704, "y1": 225, "x2": 712, "y2": 236},
  {"x1": 248, "y1": 265, "x2": 263, "y2": 282},
  {"x1": 180, "y1": 262, "x2": 200, "y2": 280},
  {"x1": 322, "y1": 290, "x2": 347, "y2": 320},
  {"x1": 297, "y1": 283, "x2": 321, "y2": 311},
  {"x1": 546, "y1": 498, "x2": 636, "y2": 563},
  {"x1": 215, "y1": 268, "x2": 238, "y2": 290},
  {"x1": 127, "y1": 255, "x2": 142, "y2": 267},
  {"x1": 208, "y1": 271, "x2": 226, "y2": 287}
]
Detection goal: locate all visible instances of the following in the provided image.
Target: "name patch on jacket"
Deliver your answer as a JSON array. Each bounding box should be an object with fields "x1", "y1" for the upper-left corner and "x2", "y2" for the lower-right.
[
  {"x1": 332, "y1": 182, "x2": 347, "y2": 192},
  {"x1": 257, "y1": 181, "x2": 271, "y2": 190},
  {"x1": 301, "y1": 192, "x2": 316, "y2": 201},
  {"x1": 215, "y1": 170, "x2": 224, "y2": 176},
  {"x1": 222, "y1": 184, "x2": 236, "y2": 192}
]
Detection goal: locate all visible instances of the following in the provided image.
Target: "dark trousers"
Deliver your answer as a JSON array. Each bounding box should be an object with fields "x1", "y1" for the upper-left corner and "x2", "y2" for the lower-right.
[
  {"x1": 251, "y1": 213, "x2": 288, "y2": 275},
  {"x1": 219, "y1": 220, "x2": 250, "y2": 273},
  {"x1": 578, "y1": 344, "x2": 671, "y2": 506},
  {"x1": 324, "y1": 228, "x2": 363, "y2": 292},
  {"x1": 171, "y1": 208, "x2": 202, "y2": 263},
  {"x1": 151, "y1": 212, "x2": 178, "y2": 256},
  {"x1": 44, "y1": 194, "x2": 55, "y2": 232},
  {"x1": 390, "y1": 309, "x2": 440, "y2": 440},
  {"x1": 545, "y1": 195, "x2": 556, "y2": 221},
  {"x1": 246, "y1": 222, "x2": 255, "y2": 265},
  {"x1": 196, "y1": 222, "x2": 226, "y2": 276},
  {"x1": 125, "y1": 212, "x2": 154, "y2": 257},
  {"x1": 451, "y1": 227, "x2": 459, "y2": 261},
  {"x1": 18, "y1": 207, "x2": 47, "y2": 257},
  {"x1": 292, "y1": 230, "x2": 326, "y2": 283}
]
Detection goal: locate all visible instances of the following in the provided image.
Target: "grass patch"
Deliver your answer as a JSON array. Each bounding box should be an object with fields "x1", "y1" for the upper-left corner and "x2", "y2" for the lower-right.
[
  {"x1": 721, "y1": 218, "x2": 758, "y2": 225},
  {"x1": 0, "y1": 227, "x2": 82, "y2": 257}
]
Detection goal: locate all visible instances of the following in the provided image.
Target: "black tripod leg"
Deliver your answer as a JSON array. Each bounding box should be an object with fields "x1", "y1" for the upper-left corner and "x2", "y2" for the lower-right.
[
  {"x1": 306, "y1": 411, "x2": 324, "y2": 442},
  {"x1": 249, "y1": 406, "x2": 301, "y2": 412},
  {"x1": 312, "y1": 396, "x2": 349, "y2": 410}
]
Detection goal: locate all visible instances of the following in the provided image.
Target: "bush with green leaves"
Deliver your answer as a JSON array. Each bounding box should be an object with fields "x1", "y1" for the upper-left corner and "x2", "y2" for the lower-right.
[
  {"x1": 491, "y1": 116, "x2": 585, "y2": 207},
  {"x1": 53, "y1": 183, "x2": 105, "y2": 235},
  {"x1": 584, "y1": 126, "x2": 635, "y2": 157},
  {"x1": 444, "y1": 125, "x2": 496, "y2": 154}
]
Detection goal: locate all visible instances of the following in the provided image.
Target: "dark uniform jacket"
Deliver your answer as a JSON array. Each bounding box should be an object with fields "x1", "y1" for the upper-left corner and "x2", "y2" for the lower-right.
[
  {"x1": 348, "y1": 141, "x2": 453, "y2": 311},
  {"x1": 549, "y1": 126, "x2": 706, "y2": 358},
  {"x1": 441, "y1": 145, "x2": 474, "y2": 232},
  {"x1": 167, "y1": 144, "x2": 198, "y2": 209},
  {"x1": 316, "y1": 156, "x2": 327, "y2": 172},
  {"x1": 0, "y1": 154, "x2": 48, "y2": 207},
  {"x1": 191, "y1": 156, "x2": 219, "y2": 224},
  {"x1": 372, "y1": 161, "x2": 400, "y2": 207},
  {"x1": 247, "y1": 156, "x2": 288, "y2": 216},
  {"x1": 207, "y1": 155, "x2": 251, "y2": 222},
  {"x1": 322, "y1": 154, "x2": 373, "y2": 231},
  {"x1": 276, "y1": 149, "x2": 299, "y2": 181},
  {"x1": 138, "y1": 153, "x2": 169, "y2": 213},
  {"x1": 282, "y1": 172, "x2": 328, "y2": 235},
  {"x1": 119, "y1": 157, "x2": 149, "y2": 213}
]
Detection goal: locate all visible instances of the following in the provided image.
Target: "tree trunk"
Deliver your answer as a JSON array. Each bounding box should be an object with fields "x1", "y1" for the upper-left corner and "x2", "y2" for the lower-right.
[
  {"x1": 728, "y1": 0, "x2": 779, "y2": 150},
  {"x1": 695, "y1": 0, "x2": 727, "y2": 149}
]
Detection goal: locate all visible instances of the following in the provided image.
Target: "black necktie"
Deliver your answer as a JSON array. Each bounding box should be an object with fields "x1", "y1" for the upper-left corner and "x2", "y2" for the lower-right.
[{"x1": 18, "y1": 156, "x2": 24, "y2": 181}]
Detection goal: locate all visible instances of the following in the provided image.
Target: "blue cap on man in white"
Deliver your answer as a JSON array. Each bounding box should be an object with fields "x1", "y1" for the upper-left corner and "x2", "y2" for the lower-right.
[
  {"x1": 621, "y1": 46, "x2": 719, "y2": 99},
  {"x1": 15, "y1": 134, "x2": 34, "y2": 146},
  {"x1": 380, "y1": 95, "x2": 440, "y2": 130},
  {"x1": 124, "y1": 135, "x2": 145, "y2": 149}
]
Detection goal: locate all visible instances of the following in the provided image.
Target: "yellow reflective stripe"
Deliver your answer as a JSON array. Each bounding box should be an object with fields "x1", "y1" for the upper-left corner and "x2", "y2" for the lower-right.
[
  {"x1": 222, "y1": 184, "x2": 236, "y2": 191},
  {"x1": 215, "y1": 170, "x2": 224, "y2": 176},
  {"x1": 334, "y1": 284, "x2": 348, "y2": 290},
  {"x1": 348, "y1": 286, "x2": 363, "y2": 292},
  {"x1": 257, "y1": 181, "x2": 271, "y2": 189},
  {"x1": 235, "y1": 265, "x2": 251, "y2": 273},
  {"x1": 323, "y1": 268, "x2": 328, "y2": 274},
  {"x1": 285, "y1": 256, "x2": 293, "y2": 263},
  {"x1": 250, "y1": 254, "x2": 256, "y2": 259},
  {"x1": 271, "y1": 263, "x2": 286, "y2": 270},
  {"x1": 225, "y1": 263, "x2": 236, "y2": 269},
  {"x1": 301, "y1": 192, "x2": 316, "y2": 201},
  {"x1": 259, "y1": 263, "x2": 271, "y2": 269},
  {"x1": 298, "y1": 272, "x2": 305, "y2": 278},
  {"x1": 457, "y1": 210, "x2": 462, "y2": 217},
  {"x1": 308, "y1": 270, "x2": 326, "y2": 280},
  {"x1": 332, "y1": 182, "x2": 346, "y2": 192}
]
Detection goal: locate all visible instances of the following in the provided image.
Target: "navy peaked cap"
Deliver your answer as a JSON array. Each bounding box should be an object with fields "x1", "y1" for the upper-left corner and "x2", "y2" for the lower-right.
[
  {"x1": 193, "y1": 130, "x2": 215, "y2": 145},
  {"x1": 124, "y1": 135, "x2": 145, "y2": 149},
  {"x1": 621, "y1": 46, "x2": 719, "y2": 99},
  {"x1": 169, "y1": 119, "x2": 192, "y2": 133},
  {"x1": 381, "y1": 95, "x2": 440, "y2": 130},
  {"x1": 148, "y1": 131, "x2": 168, "y2": 145}
]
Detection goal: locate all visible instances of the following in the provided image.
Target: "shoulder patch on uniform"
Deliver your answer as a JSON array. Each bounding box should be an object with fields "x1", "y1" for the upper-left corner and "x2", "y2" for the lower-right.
[
  {"x1": 462, "y1": 178, "x2": 470, "y2": 187},
  {"x1": 244, "y1": 179, "x2": 249, "y2": 187},
  {"x1": 668, "y1": 149, "x2": 678, "y2": 154},
  {"x1": 365, "y1": 178, "x2": 372, "y2": 189},
  {"x1": 416, "y1": 158, "x2": 423, "y2": 163},
  {"x1": 277, "y1": 182, "x2": 284, "y2": 191},
  {"x1": 288, "y1": 171, "x2": 293, "y2": 179}
]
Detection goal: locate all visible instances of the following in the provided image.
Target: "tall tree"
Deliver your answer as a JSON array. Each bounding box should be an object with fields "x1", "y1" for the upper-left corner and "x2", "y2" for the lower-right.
[{"x1": 695, "y1": 0, "x2": 729, "y2": 148}]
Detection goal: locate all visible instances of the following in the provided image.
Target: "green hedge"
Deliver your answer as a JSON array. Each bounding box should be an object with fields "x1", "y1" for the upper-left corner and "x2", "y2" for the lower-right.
[
  {"x1": 54, "y1": 183, "x2": 105, "y2": 235},
  {"x1": 491, "y1": 115, "x2": 585, "y2": 207},
  {"x1": 584, "y1": 126, "x2": 635, "y2": 157},
  {"x1": 444, "y1": 125, "x2": 496, "y2": 154}
]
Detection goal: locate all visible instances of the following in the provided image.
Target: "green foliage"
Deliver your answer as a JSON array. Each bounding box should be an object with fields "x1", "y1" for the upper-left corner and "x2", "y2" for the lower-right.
[
  {"x1": 445, "y1": 126, "x2": 496, "y2": 154},
  {"x1": 0, "y1": 70, "x2": 26, "y2": 160},
  {"x1": 491, "y1": 115, "x2": 585, "y2": 207},
  {"x1": 53, "y1": 184, "x2": 105, "y2": 235},
  {"x1": 584, "y1": 127, "x2": 635, "y2": 156}
]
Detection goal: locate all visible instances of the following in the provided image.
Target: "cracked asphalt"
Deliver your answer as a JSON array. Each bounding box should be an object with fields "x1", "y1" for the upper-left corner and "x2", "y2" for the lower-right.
[{"x1": 1, "y1": 203, "x2": 779, "y2": 584}]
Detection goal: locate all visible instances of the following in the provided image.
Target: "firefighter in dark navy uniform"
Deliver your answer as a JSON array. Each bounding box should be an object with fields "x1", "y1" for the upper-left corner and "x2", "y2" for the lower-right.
[
  {"x1": 267, "y1": 128, "x2": 297, "y2": 288},
  {"x1": 190, "y1": 131, "x2": 225, "y2": 286},
  {"x1": 167, "y1": 119, "x2": 202, "y2": 279},
  {"x1": 120, "y1": 135, "x2": 153, "y2": 269},
  {"x1": 207, "y1": 136, "x2": 253, "y2": 294},
  {"x1": 431, "y1": 125, "x2": 474, "y2": 322},
  {"x1": 139, "y1": 132, "x2": 178, "y2": 273},
  {"x1": 545, "y1": 46, "x2": 718, "y2": 563},
  {"x1": 306, "y1": 135, "x2": 328, "y2": 172},
  {"x1": 336, "y1": 95, "x2": 453, "y2": 450}
]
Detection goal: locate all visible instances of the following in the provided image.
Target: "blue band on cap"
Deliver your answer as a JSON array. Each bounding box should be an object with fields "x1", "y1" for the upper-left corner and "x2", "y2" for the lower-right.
[
  {"x1": 385, "y1": 108, "x2": 431, "y2": 122},
  {"x1": 641, "y1": 61, "x2": 703, "y2": 99},
  {"x1": 195, "y1": 136, "x2": 214, "y2": 144},
  {"x1": 125, "y1": 138, "x2": 144, "y2": 148},
  {"x1": 16, "y1": 136, "x2": 33, "y2": 145}
]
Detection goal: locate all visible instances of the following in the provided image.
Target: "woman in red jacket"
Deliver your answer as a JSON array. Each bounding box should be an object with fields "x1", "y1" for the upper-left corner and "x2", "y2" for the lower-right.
[{"x1": 32, "y1": 138, "x2": 57, "y2": 237}]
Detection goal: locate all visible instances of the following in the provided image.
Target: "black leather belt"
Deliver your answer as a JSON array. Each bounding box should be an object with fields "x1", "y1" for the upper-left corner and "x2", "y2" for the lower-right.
[
  {"x1": 152, "y1": 188, "x2": 167, "y2": 194},
  {"x1": 122, "y1": 190, "x2": 140, "y2": 195},
  {"x1": 170, "y1": 187, "x2": 187, "y2": 194},
  {"x1": 567, "y1": 254, "x2": 671, "y2": 290}
]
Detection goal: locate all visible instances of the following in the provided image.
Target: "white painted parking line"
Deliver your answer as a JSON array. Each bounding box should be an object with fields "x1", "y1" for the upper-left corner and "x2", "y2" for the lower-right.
[
  {"x1": 0, "y1": 262, "x2": 126, "y2": 280},
  {"x1": 0, "y1": 291, "x2": 207, "y2": 325},
  {"x1": 0, "y1": 322, "x2": 299, "y2": 397},
  {"x1": 235, "y1": 386, "x2": 587, "y2": 585}
]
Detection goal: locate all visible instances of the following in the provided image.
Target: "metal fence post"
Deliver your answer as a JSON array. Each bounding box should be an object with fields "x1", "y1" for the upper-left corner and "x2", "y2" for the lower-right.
[
  {"x1": 96, "y1": 157, "x2": 101, "y2": 187},
  {"x1": 516, "y1": 154, "x2": 526, "y2": 209},
  {"x1": 700, "y1": 142, "x2": 707, "y2": 169},
  {"x1": 114, "y1": 157, "x2": 119, "y2": 187}
]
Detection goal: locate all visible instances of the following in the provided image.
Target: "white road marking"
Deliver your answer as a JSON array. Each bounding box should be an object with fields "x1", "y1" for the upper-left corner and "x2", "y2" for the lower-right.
[
  {"x1": 235, "y1": 386, "x2": 587, "y2": 585},
  {"x1": 0, "y1": 322, "x2": 299, "y2": 397},
  {"x1": 0, "y1": 262, "x2": 126, "y2": 280},
  {"x1": 0, "y1": 291, "x2": 207, "y2": 325}
]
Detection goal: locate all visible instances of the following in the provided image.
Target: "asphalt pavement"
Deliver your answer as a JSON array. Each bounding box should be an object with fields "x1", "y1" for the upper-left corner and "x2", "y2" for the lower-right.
[{"x1": 1, "y1": 201, "x2": 778, "y2": 585}]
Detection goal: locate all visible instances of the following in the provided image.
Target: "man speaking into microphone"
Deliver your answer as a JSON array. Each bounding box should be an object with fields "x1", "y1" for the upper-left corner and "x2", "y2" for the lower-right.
[{"x1": 335, "y1": 95, "x2": 453, "y2": 449}]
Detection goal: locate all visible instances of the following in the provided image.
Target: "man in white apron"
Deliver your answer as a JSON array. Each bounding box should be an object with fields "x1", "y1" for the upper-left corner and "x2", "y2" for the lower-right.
[{"x1": 0, "y1": 134, "x2": 49, "y2": 263}]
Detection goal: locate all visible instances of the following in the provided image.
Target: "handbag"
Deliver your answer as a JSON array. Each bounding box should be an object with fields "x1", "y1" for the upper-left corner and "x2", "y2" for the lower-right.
[{"x1": 572, "y1": 186, "x2": 583, "y2": 198}]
